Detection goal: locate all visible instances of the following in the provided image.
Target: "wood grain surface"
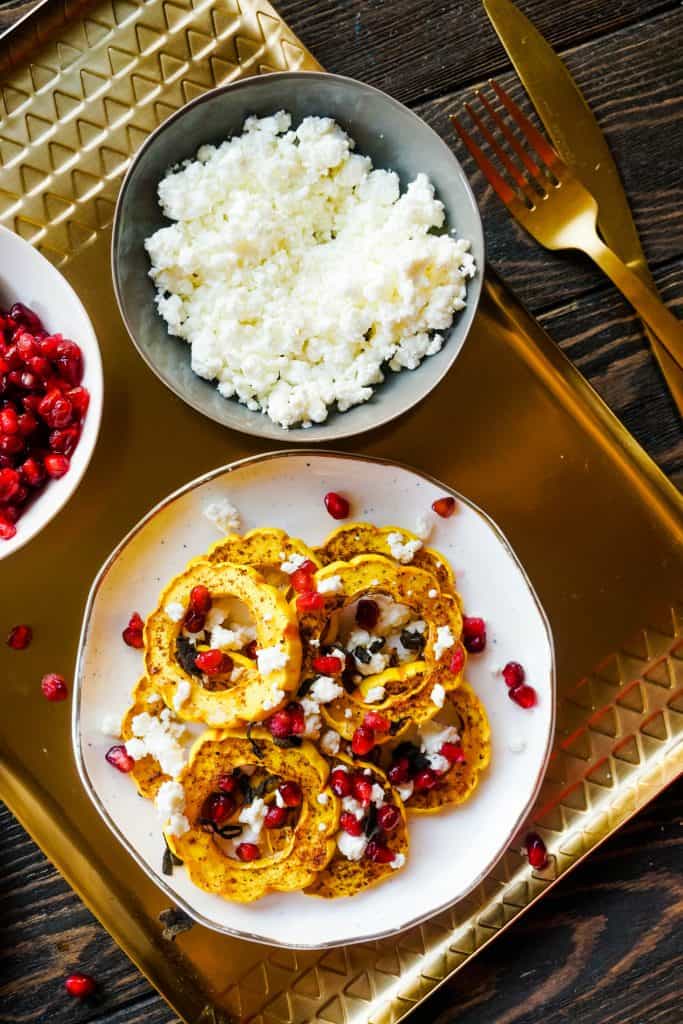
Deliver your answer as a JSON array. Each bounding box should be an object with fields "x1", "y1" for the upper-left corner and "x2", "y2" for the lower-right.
[{"x1": 1, "y1": 0, "x2": 682, "y2": 1022}]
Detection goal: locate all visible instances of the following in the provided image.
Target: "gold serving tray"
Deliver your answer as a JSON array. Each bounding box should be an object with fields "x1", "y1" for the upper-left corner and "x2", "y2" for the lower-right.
[{"x1": 1, "y1": 2, "x2": 682, "y2": 1022}]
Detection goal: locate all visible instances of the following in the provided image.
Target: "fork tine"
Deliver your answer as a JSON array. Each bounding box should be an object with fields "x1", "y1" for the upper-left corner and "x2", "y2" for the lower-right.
[
  {"x1": 490, "y1": 80, "x2": 561, "y2": 172},
  {"x1": 463, "y1": 101, "x2": 530, "y2": 193},
  {"x1": 450, "y1": 114, "x2": 517, "y2": 205},
  {"x1": 477, "y1": 90, "x2": 543, "y2": 186}
]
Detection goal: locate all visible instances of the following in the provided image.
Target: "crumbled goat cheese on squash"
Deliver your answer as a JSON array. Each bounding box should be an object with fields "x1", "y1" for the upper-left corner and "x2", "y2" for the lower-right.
[
  {"x1": 317, "y1": 574, "x2": 343, "y2": 594},
  {"x1": 430, "y1": 683, "x2": 446, "y2": 708},
  {"x1": 391, "y1": 852, "x2": 406, "y2": 870},
  {"x1": 415, "y1": 512, "x2": 433, "y2": 540},
  {"x1": 337, "y1": 830, "x2": 368, "y2": 861},
  {"x1": 238, "y1": 797, "x2": 268, "y2": 836},
  {"x1": 310, "y1": 676, "x2": 343, "y2": 704},
  {"x1": 145, "y1": 113, "x2": 475, "y2": 429},
  {"x1": 256, "y1": 644, "x2": 289, "y2": 674},
  {"x1": 125, "y1": 707, "x2": 187, "y2": 777},
  {"x1": 173, "y1": 678, "x2": 191, "y2": 711},
  {"x1": 164, "y1": 601, "x2": 185, "y2": 622},
  {"x1": 420, "y1": 721, "x2": 459, "y2": 755},
  {"x1": 281, "y1": 552, "x2": 308, "y2": 574},
  {"x1": 320, "y1": 729, "x2": 341, "y2": 755},
  {"x1": 387, "y1": 532, "x2": 423, "y2": 563},
  {"x1": 364, "y1": 684, "x2": 386, "y2": 703},
  {"x1": 433, "y1": 624, "x2": 455, "y2": 660}
]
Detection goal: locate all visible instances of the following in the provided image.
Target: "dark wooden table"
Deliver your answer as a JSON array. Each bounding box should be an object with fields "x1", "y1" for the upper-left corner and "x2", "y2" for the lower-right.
[{"x1": 1, "y1": 1, "x2": 682, "y2": 1021}]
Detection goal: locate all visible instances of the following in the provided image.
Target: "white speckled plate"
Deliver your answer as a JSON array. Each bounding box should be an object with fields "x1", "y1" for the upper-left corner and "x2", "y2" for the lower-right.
[{"x1": 73, "y1": 451, "x2": 555, "y2": 949}]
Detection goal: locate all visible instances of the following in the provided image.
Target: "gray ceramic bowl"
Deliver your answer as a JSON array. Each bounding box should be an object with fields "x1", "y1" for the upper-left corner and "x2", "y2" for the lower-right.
[{"x1": 112, "y1": 71, "x2": 484, "y2": 441}]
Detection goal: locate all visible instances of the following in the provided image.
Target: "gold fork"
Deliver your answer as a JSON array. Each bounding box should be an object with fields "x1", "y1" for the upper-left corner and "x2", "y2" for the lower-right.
[{"x1": 451, "y1": 81, "x2": 683, "y2": 372}]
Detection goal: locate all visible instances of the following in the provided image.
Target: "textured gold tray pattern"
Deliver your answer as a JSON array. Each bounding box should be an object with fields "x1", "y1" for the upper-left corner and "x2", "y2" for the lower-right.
[{"x1": 1, "y1": 2, "x2": 682, "y2": 1023}]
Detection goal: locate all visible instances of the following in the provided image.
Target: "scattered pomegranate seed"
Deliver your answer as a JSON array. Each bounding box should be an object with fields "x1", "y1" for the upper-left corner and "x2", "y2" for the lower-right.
[
  {"x1": 217, "y1": 773, "x2": 237, "y2": 793},
  {"x1": 324, "y1": 491, "x2": 350, "y2": 520},
  {"x1": 377, "y1": 804, "x2": 400, "y2": 832},
  {"x1": 189, "y1": 584, "x2": 212, "y2": 614},
  {"x1": 388, "y1": 756, "x2": 411, "y2": 785},
  {"x1": 296, "y1": 591, "x2": 324, "y2": 612},
  {"x1": 7, "y1": 623, "x2": 32, "y2": 649},
  {"x1": 43, "y1": 453, "x2": 70, "y2": 479},
  {"x1": 340, "y1": 811, "x2": 363, "y2": 836},
  {"x1": 41, "y1": 672, "x2": 68, "y2": 701},
  {"x1": 287, "y1": 702, "x2": 306, "y2": 735},
  {"x1": 363, "y1": 710, "x2": 390, "y2": 733},
  {"x1": 278, "y1": 780, "x2": 302, "y2": 807},
  {"x1": 525, "y1": 832, "x2": 548, "y2": 869},
  {"x1": 414, "y1": 768, "x2": 437, "y2": 791},
  {"x1": 462, "y1": 616, "x2": 487, "y2": 653},
  {"x1": 64, "y1": 973, "x2": 96, "y2": 999},
  {"x1": 122, "y1": 611, "x2": 144, "y2": 649},
  {"x1": 312, "y1": 654, "x2": 343, "y2": 675},
  {"x1": 449, "y1": 645, "x2": 465, "y2": 675},
  {"x1": 330, "y1": 768, "x2": 352, "y2": 797},
  {"x1": 356, "y1": 598, "x2": 379, "y2": 630},
  {"x1": 351, "y1": 724, "x2": 375, "y2": 756},
  {"x1": 509, "y1": 683, "x2": 537, "y2": 709},
  {"x1": 432, "y1": 496, "x2": 456, "y2": 518},
  {"x1": 183, "y1": 609, "x2": 205, "y2": 634},
  {"x1": 236, "y1": 842, "x2": 260, "y2": 861},
  {"x1": 195, "y1": 649, "x2": 231, "y2": 675},
  {"x1": 105, "y1": 744, "x2": 134, "y2": 772},
  {"x1": 202, "y1": 792, "x2": 234, "y2": 824},
  {"x1": 351, "y1": 775, "x2": 373, "y2": 806},
  {"x1": 502, "y1": 661, "x2": 525, "y2": 688},
  {"x1": 20, "y1": 456, "x2": 44, "y2": 488},
  {"x1": 291, "y1": 565, "x2": 316, "y2": 593},
  {"x1": 268, "y1": 707, "x2": 294, "y2": 738},
  {"x1": 264, "y1": 805, "x2": 288, "y2": 828},
  {"x1": 365, "y1": 839, "x2": 395, "y2": 864},
  {"x1": 244, "y1": 639, "x2": 258, "y2": 660},
  {"x1": 440, "y1": 741, "x2": 466, "y2": 764},
  {"x1": 0, "y1": 467, "x2": 20, "y2": 501}
]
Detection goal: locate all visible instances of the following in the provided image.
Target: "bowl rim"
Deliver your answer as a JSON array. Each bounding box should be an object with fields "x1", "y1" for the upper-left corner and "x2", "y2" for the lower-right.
[
  {"x1": 0, "y1": 225, "x2": 104, "y2": 560},
  {"x1": 111, "y1": 69, "x2": 485, "y2": 443},
  {"x1": 72, "y1": 448, "x2": 555, "y2": 950}
]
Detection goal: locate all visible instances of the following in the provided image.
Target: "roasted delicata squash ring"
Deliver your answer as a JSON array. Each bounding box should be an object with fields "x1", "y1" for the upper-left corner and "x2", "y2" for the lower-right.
[
  {"x1": 316, "y1": 523, "x2": 457, "y2": 598},
  {"x1": 145, "y1": 561, "x2": 301, "y2": 727},
  {"x1": 167, "y1": 729, "x2": 339, "y2": 902},
  {"x1": 202, "y1": 527, "x2": 321, "y2": 591},
  {"x1": 305, "y1": 755, "x2": 408, "y2": 899},
  {"x1": 120, "y1": 677, "x2": 175, "y2": 799},
  {"x1": 407, "y1": 683, "x2": 491, "y2": 814}
]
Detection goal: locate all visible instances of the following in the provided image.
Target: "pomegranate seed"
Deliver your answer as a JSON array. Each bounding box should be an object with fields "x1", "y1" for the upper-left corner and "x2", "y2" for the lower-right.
[
  {"x1": 288, "y1": 702, "x2": 305, "y2": 734},
  {"x1": 502, "y1": 661, "x2": 525, "y2": 688},
  {"x1": 67, "y1": 385, "x2": 89, "y2": 417},
  {"x1": 351, "y1": 775, "x2": 373, "y2": 806},
  {"x1": 55, "y1": 339, "x2": 83, "y2": 384},
  {"x1": 217, "y1": 773, "x2": 237, "y2": 793},
  {"x1": 356, "y1": 598, "x2": 379, "y2": 630},
  {"x1": 440, "y1": 741, "x2": 466, "y2": 764},
  {"x1": 268, "y1": 708, "x2": 293, "y2": 738},
  {"x1": 388, "y1": 758, "x2": 410, "y2": 785},
  {"x1": 105, "y1": 744, "x2": 134, "y2": 772},
  {"x1": 10, "y1": 302, "x2": 44, "y2": 334},
  {"x1": 265, "y1": 805, "x2": 288, "y2": 828},
  {"x1": 20, "y1": 457, "x2": 44, "y2": 488},
  {"x1": 414, "y1": 768, "x2": 437, "y2": 791},
  {"x1": 432, "y1": 495, "x2": 456, "y2": 518},
  {"x1": 47, "y1": 396, "x2": 73, "y2": 428},
  {"x1": 324, "y1": 491, "x2": 350, "y2": 520},
  {"x1": 462, "y1": 616, "x2": 486, "y2": 653},
  {"x1": 509, "y1": 683, "x2": 537, "y2": 709},
  {"x1": 7, "y1": 624, "x2": 32, "y2": 649},
  {"x1": 377, "y1": 804, "x2": 400, "y2": 832},
  {"x1": 0, "y1": 519, "x2": 17, "y2": 539},
  {"x1": 28, "y1": 355, "x2": 52, "y2": 380},
  {"x1": 183, "y1": 609, "x2": 205, "y2": 634},
  {"x1": 44, "y1": 453, "x2": 70, "y2": 478},
  {"x1": 291, "y1": 565, "x2": 315, "y2": 593},
  {"x1": 312, "y1": 654, "x2": 343, "y2": 674},
  {"x1": 122, "y1": 611, "x2": 144, "y2": 649},
  {"x1": 49, "y1": 426, "x2": 80, "y2": 456},
  {"x1": 365, "y1": 839, "x2": 395, "y2": 864},
  {"x1": 41, "y1": 672, "x2": 68, "y2": 701},
  {"x1": 363, "y1": 710, "x2": 390, "y2": 733},
  {"x1": 296, "y1": 591, "x2": 324, "y2": 612},
  {"x1": 190, "y1": 584, "x2": 212, "y2": 614},
  {"x1": 0, "y1": 406, "x2": 18, "y2": 434},
  {"x1": 39, "y1": 334, "x2": 60, "y2": 360},
  {"x1": 351, "y1": 724, "x2": 375, "y2": 756},
  {"x1": 0, "y1": 467, "x2": 20, "y2": 501},
  {"x1": 64, "y1": 973, "x2": 96, "y2": 999},
  {"x1": 236, "y1": 842, "x2": 260, "y2": 861},
  {"x1": 525, "y1": 832, "x2": 548, "y2": 869},
  {"x1": 340, "y1": 811, "x2": 363, "y2": 836},
  {"x1": 244, "y1": 639, "x2": 257, "y2": 659},
  {"x1": 195, "y1": 648, "x2": 230, "y2": 675},
  {"x1": 330, "y1": 768, "x2": 352, "y2": 797},
  {"x1": 202, "y1": 792, "x2": 234, "y2": 824},
  {"x1": 0, "y1": 433, "x2": 24, "y2": 455},
  {"x1": 449, "y1": 645, "x2": 465, "y2": 675},
  {"x1": 17, "y1": 411, "x2": 38, "y2": 436},
  {"x1": 278, "y1": 780, "x2": 302, "y2": 808}
]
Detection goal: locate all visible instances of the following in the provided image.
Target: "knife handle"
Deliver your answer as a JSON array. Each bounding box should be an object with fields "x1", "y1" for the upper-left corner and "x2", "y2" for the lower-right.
[{"x1": 582, "y1": 235, "x2": 683, "y2": 373}]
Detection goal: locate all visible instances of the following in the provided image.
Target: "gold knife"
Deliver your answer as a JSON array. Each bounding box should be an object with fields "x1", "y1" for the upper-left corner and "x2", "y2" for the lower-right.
[{"x1": 483, "y1": 0, "x2": 683, "y2": 418}]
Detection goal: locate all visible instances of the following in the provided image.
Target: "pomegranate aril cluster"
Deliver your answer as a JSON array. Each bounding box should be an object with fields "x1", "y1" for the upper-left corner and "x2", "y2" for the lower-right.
[
  {"x1": 0, "y1": 302, "x2": 89, "y2": 539},
  {"x1": 501, "y1": 660, "x2": 538, "y2": 708}
]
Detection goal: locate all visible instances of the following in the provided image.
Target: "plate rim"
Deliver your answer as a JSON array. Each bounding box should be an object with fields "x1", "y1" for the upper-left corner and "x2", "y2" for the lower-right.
[{"x1": 72, "y1": 448, "x2": 556, "y2": 949}]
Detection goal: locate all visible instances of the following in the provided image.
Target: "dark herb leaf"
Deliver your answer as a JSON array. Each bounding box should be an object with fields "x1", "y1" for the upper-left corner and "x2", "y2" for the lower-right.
[
  {"x1": 253, "y1": 774, "x2": 281, "y2": 799},
  {"x1": 162, "y1": 847, "x2": 173, "y2": 876},
  {"x1": 236, "y1": 772, "x2": 254, "y2": 804},
  {"x1": 389, "y1": 716, "x2": 409, "y2": 736},
  {"x1": 175, "y1": 636, "x2": 202, "y2": 677},
  {"x1": 198, "y1": 818, "x2": 244, "y2": 839},
  {"x1": 274, "y1": 736, "x2": 302, "y2": 749},
  {"x1": 297, "y1": 677, "x2": 314, "y2": 698},
  {"x1": 353, "y1": 645, "x2": 371, "y2": 664},
  {"x1": 246, "y1": 721, "x2": 264, "y2": 760},
  {"x1": 369, "y1": 637, "x2": 386, "y2": 654},
  {"x1": 364, "y1": 801, "x2": 379, "y2": 839},
  {"x1": 400, "y1": 628, "x2": 425, "y2": 651}
]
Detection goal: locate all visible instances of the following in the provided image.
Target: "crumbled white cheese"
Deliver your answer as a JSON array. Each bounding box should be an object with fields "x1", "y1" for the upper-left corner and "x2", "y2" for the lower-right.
[
  {"x1": 164, "y1": 601, "x2": 185, "y2": 622},
  {"x1": 396, "y1": 781, "x2": 414, "y2": 802},
  {"x1": 203, "y1": 498, "x2": 241, "y2": 534},
  {"x1": 341, "y1": 795, "x2": 365, "y2": 821},
  {"x1": 173, "y1": 678, "x2": 191, "y2": 712},
  {"x1": 317, "y1": 791, "x2": 330, "y2": 805},
  {"x1": 509, "y1": 736, "x2": 527, "y2": 754},
  {"x1": 364, "y1": 684, "x2": 386, "y2": 703},
  {"x1": 318, "y1": 822, "x2": 327, "y2": 831},
  {"x1": 310, "y1": 676, "x2": 343, "y2": 704},
  {"x1": 420, "y1": 721, "x2": 459, "y2": 755},
  {"x1": 427, "y1": 753, "x2": 451, "y2": 775},
  {"x1": 210, "y1": 621, "x2": 256, "y2": 651},
  {"x1": 428, "y1": 588, "x2": 438, "y2": 599},
  {"x1": 415, "y1": 512, "x2": 432, "y2": 541},
  {"x1": 281, "y1": 552, "x2": 308, "y2": 574},
  {"x1": 344, "y1": 708, "x2": 353, "y2": 719},
  {"x1": 146, "y1": 113, "x2": 475, "y2": 429},
  {"x1": 337, "y1": 830, "x2": 368, "y2": 861},
  {"x1": 317, "y1": 574, "x2": 343, "y2": 594},
  {"x1": 257, "y1": 644, "x2": 289, "y2": 674},
  {"x1": 346, "y1": 628, "x2": 373, "y2": 649},
  {"x1": 275, "y1": 789, "x2": 287, "y2": 808},
  {"x1": 147, "y1": 692, "x2": 162, "y2": 704},
  {"x1": 320, "y1": 729, "x2": 341, "y2": 755},
  {"x1": 125, "y1": 707, "x2": 187, "y2": 777},
  {"x1": 238, "y1": 797, "x2": 268, "y2": 836},
  {"x1": 391, "y1": 852, "x2": 406, "y2": 870},
  {"x1": 430, "y1": 683, "x2": 446, "y2": 708},
  {"x1": 155, "y1": 780, "x2": 189, "y2": 836},
  {"x1": 262, "y1": 685, "x2": 285, "y2": 711},
  {"x1": 300, "y1": 696, "x2": 322, "y2": 738},
  {"x1": 433, "y1": 624, "x2": 455, "y2": 660},
  {"x1": 386, "y1": 532, "x2": 423, "y2": 564},
  {"x1": 357, "y1": 651, "x2": 391, "y2": 677},
  {"x1": 370, "y1": 783, "x2": 386, "y2": 807},
  {"x1": 100, "y1": 713, "x2": 121, "y2": 737},
  {"x1": 374, "y1": 597, "x2": 412, "y2": 634}
]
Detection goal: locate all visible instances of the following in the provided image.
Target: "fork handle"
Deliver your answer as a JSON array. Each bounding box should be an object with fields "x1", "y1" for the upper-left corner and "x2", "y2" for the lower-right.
[{"x1": 582, "y1": 235, "x2": 683, "y2": 372}]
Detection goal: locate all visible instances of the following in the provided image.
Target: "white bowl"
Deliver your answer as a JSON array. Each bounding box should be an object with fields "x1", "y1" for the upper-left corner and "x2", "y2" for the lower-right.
[
  {"x1": 0, "y1": 226, "x2": 103, "y2": 559},
  {"x1": 74, "y1": 451, "x2": 555, "y2": 949}
]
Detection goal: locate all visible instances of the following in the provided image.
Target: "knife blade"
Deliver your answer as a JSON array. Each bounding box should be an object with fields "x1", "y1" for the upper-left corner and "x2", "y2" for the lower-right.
[{"x1": 482, "y1": 0, "x2": 683, "y2": 417}]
